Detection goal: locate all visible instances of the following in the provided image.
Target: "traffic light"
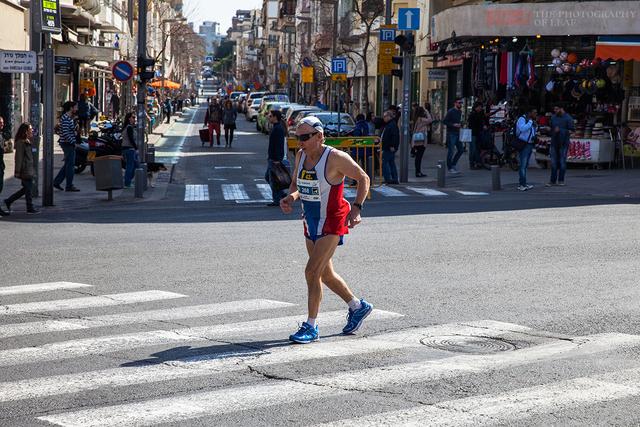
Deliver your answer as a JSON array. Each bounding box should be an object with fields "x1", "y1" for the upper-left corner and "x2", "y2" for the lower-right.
[
  {"x1": 137, "y1": 56, "x2": 156, "y2": 81},
  {"x1": 394, "y1": 33, "x2": 415, "y2": 53},
  {"x1": 391, "y1": 56, "x2": 403, "y2": 79}
]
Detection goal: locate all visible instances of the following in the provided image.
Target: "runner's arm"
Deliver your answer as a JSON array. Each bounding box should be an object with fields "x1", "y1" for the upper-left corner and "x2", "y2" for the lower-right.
[{"x1": 334, "y1": 150, "x2": 370, "y2": 206}]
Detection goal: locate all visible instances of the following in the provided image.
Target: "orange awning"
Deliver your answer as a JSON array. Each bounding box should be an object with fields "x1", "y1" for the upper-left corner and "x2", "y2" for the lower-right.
[
  {"x1": 595, "y1": 37, "x2": 640, "y2": 61},
  {"x1": 149, "y1": 79, "x2": 181, "y2": 89}
]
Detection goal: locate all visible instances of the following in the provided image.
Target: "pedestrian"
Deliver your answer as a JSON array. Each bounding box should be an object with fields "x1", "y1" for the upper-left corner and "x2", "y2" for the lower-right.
[
  {"x1": 424, "y1": 103, "x2": 434, "y2": 144},
  {"x1": 222, "y1": 99, "x2": 237, "y2": 148},
  {"x1": 366, "y1": 111, "x2": 375, "y2": 136},
  {"x1": 204, "y1": 98, "x2": 223, "y2": 147},
  {"x1": 412, "y1": 106, "x2": 431, "y2": 177},
  {"x1": 53, "y1": 101, "x2": 80, "y2": 192},
  {"x1": 121, "y1": 112, "x2": 139, "y2": 188},
  {"x1": 443, "y1": 98, "x2": 464, "y2": 174},
  {"x1": 4, "y1": 123, "x2": 39, "y2": 214},
  {"x1": 381, "y1": 110, "x2": 400, "y2": 184},
  {"x1": 279, "y1": 115, "x2": 372, "y2": 344},
  {"x1": 265, "y1": 109, "x2": 288, "y2": 206},
  {"x1": 163, "y1": 98, "x2": 172, "y2": 124},
  {"x1": 77, "y1": 93, "x2": 98, "y2": 136},
  {"x1": 0, "y1": 116, "x2": 8, "y2": 216},
  {"x1": 515, "y1": 107, "x2": 538, "y2": 191},
  {"x1": 467, "y1": 102, "x2": 488, "y2": 169},
  {"x1": 110, "y1": 90, "x2": 120, "y2": 119},
  {"x1": 546, "y1": 105, "x2": 574, "y2": 187}
]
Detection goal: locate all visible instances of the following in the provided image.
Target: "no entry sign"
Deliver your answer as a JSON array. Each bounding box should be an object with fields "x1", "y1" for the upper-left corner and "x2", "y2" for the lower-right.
[{"x1": 112, "y1": 61, "x2": 134, "y2": 82}]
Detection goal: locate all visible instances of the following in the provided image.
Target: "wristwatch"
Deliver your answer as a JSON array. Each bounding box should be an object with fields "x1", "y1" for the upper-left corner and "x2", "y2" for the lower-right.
[{"x1": 353, "y1": 202, "x2": 363, "y2": 211}]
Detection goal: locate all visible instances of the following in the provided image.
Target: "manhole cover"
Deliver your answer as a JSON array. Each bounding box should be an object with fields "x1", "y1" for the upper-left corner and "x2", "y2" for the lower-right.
[{"x1": 420, "y1": 335, "x2": 517, "y2": 354}]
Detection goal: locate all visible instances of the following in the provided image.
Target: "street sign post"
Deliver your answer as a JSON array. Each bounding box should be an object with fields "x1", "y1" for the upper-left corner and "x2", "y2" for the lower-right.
[
  {"x1": 40, "y1": 0, "x2": 61, "y2": 33},
  {"x1": 331, "y1": 57, "x2": 347, "y2": 134},
  {"x1": 0, "y1": 51, "x2": 37, "y2": 73},
  {"x1": 112, "y1": 60, "x2": 134, "y2": 82},
  {"x1": 378, "y1": 25, "x2": 397, "y2": 76},
  {"x1": 398, "y1": 8, "x2": 420, "y2": 31}
]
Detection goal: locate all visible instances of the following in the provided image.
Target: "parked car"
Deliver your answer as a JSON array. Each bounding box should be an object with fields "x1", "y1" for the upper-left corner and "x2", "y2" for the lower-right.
[
  {"x1": 246, "y1": 98, "x2": 263, "y2": 121},
  {"x1": 248, "y1": 91, "x2": 266, "y2": 103},
  {"x1": 258, "y1": 94, "x2": 290, "y2": 112},
  {"x1": 257, "y1": 102, "x2": 289, "y2": 133},
  {"x1": 229, "y1": 91, "x2": 243, "y2": 101},
  {"x1": 296, "y1": 111, "x2": 355, "y2": 137},
  {"x1": 285, "y1": 105, "x2": 322, "y2": 136}
]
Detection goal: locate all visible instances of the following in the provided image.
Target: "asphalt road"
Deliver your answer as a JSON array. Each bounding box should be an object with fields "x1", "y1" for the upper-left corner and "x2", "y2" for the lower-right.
[{"x1": 1, "y1": 83, "x2": 640, "y2": 426}]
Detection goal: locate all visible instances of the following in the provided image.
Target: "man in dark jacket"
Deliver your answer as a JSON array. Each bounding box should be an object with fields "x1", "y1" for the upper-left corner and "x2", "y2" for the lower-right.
[
  {"x1": 547, "y1": 105, "x2": 574, "y2": 186},
  {"x1": 53, "y1": 101, "x2": 80, "y2": 192},
  {"x1": 204, "y1": 98, "x2": 223, "y2": 147},
  {"x1": 381, "y1": 110, "x2": 399, "y2": 184},
  {"x1": 443, "y1": 98, "x2": 463, "y2": 174},
  {"x1": 266, "y1": 109, "x2": 289, "y2": 206}
]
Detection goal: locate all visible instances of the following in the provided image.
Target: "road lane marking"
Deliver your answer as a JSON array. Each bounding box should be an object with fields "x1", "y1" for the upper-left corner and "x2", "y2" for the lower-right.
[
  {"x1": 35, "y1": 333, "x2": 640, "y2": 427},
  {"x1": 214, "y1": 166, "x2": 242, "y2": 169},
  {"x1": 0, "y1": 290, "x2": 186, "y2": 317},
  {"x1": 0, "y1": 282, "x2": 92, "y2": 296},
  {"x1": 317, "y1": 368, "x2": 640, "y2": 426},
  {"x1": 0, "y1": 309, "x2": 402, "y2": 368},
  {"x1": 456, "y1": 190, "x2": 490, "y2": 196},
  {"x1": 407, "y1": 187, "x2": 448, "y2": 197},
  {"x1": 0, "y1": 299, "x2": 295, "y2": 339},
  {"x1": 372, "y1": 186, "x2": 408, "y2": 197},
  {"x1": 256, "y1": 183, "x2": 273, "y2": 200},
  {"x1": 184, "y1": 184, "x2": 209, "y2": 201},
  {"x1": 222, "y1": 183, "x2": 250, "y2": 200}
]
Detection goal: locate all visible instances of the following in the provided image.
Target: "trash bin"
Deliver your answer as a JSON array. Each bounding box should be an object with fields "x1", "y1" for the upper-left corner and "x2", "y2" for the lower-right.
[{"x1": 94, "y1": 155, "x2": 123, "y2": 200}]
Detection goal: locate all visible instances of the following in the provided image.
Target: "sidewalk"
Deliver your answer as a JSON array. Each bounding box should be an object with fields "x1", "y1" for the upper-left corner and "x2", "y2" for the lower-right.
[
  {"x1": 400, "y1": 143, "x2": 640, "y2": 199},
  {"x1": 0, "y1": 107, "x2": 195, "y2": 214}
]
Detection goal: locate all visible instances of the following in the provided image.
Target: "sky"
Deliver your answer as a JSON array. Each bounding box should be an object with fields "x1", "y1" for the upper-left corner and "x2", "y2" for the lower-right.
[{"x1": 183, "y1": 0, "x2": 263, "y2": 35}]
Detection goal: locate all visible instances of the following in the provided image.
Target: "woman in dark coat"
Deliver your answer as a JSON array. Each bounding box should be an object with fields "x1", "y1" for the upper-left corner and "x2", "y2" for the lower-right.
[
  {"x1": 4, "y1": 123, "x2": 39, "y2": 214},
  {"x1": 222, "y1": 99, "x2": 237, "y2": 148}
]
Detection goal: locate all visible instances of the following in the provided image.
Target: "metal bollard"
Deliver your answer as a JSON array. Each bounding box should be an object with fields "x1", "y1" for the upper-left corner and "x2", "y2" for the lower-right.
[
  {"x1": 134, "y1": 168, "x2": 145, "y2": 198},
  {"x1": 491, "y1": 165, "x2": 501, "y2": 190},
  {"x1": 437, "y1": 160, "x2": 446, "y2": 188}
]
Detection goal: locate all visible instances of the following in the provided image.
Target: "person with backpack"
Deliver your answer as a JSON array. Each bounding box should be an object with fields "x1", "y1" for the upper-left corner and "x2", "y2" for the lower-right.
[
  {"x1": 514, "y1": 108, "x2": 538, "y2": 191},
  {"x1": 204, "y1": 98, "x2": 223, "y2": 147}
]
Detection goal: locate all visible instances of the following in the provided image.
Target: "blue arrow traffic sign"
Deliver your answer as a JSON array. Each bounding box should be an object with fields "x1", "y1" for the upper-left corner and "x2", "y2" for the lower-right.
[
  {"x1": 398, "y1": 8, "x2": 420, "y2": 31},
  {"x1": 331, "y1": 57, "x2": 347, "y2": 74},
  {"x1": 112, "y1": 60, "x2": 134, "y2": 82}
]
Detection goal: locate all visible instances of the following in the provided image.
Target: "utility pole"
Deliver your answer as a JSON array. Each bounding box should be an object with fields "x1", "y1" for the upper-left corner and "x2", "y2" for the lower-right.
[
  {"x1": 42, "y1": 34, "x2": 55, "y2": 206},
  {"x1": 29, "y1": 1, "x2": 42, "y2": 199},
  {"x1": 135, "y1": 0, "x2": 148, "y2": 198},
  {"x1": 382, "y1": 0, "x2": 392, "y2": 112},
  {"x1": 399, "y1": 47, "x2": 412, "y2": 183}
]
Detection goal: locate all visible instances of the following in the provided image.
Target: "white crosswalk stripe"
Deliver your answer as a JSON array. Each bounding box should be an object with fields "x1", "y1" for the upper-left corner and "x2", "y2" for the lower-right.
[
  {"x1": 0, "y1": 309, "x2": 402, "y2": 367},
  {"x1": 0, "y1": 290, "x2": 185, "y2": 317},
  {"x1": 372, "y1": 185, "x2": 408, "y2": 197},
  {"x1": 256, "y1": 183, "x2": 273, "y2": 200},
  {"x1": 407, "y1": 186, "x2": 448, "y2": 197},
  {"x1": 0, "y1": 299, "x2": 295, "y2": 339},
  {"x1": 221, "y1": 183, "x2": 250, "y2": 200},
  {"x1": 184, "y1": 184, "x2": 209, "y2": 201},
  {"x1": 0, "y1": 282, "x2": 92, "y2": 296}
]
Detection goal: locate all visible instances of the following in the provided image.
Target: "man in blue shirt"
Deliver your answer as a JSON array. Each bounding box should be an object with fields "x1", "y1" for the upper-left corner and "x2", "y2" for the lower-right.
[
  {"x1": 443, "y1": 98, "x2": 463, "y2": 174},
  {"x1": 546, "y1": 105, "x2": 574, "y2": 186},
  {"x1": 515, "y1": 108, "x2": 538, "y2": 191}
]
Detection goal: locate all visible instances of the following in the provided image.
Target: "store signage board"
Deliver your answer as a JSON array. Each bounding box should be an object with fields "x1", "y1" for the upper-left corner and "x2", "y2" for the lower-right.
[
  {"x1": 54, "y1": 56, "x2": 72, "y2": 75},
  {"x1": 112, "y1": 60, "x2": 134, "y2": 82},
  {"x1": 398, "y1": 8, "x2": 420, "y2": 31},
  {"x1": 0, "y1": 50, "x2": 37, "y2": 73},
  {"x1": 302, "y1": 66, "x2": 314, "y2": 84},
  {"x1": 41, "y1": 0, "x2": 62, "y2": 34},
  {"x1": 428, "y1": 69, "x2": 447, "y2": 81},
  {"x1": 378, "y1": 25, "x2": 397, "y2": 76},
  {"x1": 331, "y1": 57, "x2": 347, "y2": 75}
]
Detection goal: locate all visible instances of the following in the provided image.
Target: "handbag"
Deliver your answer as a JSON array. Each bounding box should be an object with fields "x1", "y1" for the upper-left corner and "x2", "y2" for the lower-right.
[
  {"x1": 459, "y1": 128, "x2": 472, "y2": 142},
  {"x1": 512, "y1": 138, "x2": 527, "y2": 151},
  {"x1": 269, "y1": 162, "x2": 291, "y2": 191},
  {"x1": 412, "y1": 132, "x2": 425, "y2": 143}
]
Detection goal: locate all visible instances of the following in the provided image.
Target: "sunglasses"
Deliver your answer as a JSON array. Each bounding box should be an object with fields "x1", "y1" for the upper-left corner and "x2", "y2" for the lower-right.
[{"x1": 296, "y1": 132, "x2": 318, "y2": 142}]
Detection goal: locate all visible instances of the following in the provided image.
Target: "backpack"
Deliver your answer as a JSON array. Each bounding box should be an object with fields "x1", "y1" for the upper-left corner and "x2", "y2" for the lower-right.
[{"x1": 511, "y1": 116, "x2": 530, "y2": 151}]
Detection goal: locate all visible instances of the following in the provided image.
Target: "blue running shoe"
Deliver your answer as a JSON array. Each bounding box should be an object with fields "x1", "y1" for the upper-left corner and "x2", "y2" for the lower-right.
[
  {"x1": 289, "y1": 322, "x2": 319, "y2": 344},
  {"x1": 342, "y1": 299, "x2": 373, "y2": 334}
]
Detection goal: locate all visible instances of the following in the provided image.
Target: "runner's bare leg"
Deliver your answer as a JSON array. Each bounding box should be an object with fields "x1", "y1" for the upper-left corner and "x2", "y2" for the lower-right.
[
  {"x1": 321, "y1": 259, "x2": 355, "y2": 304},
  {"x1": 304, "y1": 236, "x2": 340, "y2": 318}
]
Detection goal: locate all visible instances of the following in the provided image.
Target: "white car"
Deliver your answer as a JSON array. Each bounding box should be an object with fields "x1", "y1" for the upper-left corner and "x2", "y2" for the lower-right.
[{"x1": 246, "y1": 98, "x2": 263, "y2": 121}]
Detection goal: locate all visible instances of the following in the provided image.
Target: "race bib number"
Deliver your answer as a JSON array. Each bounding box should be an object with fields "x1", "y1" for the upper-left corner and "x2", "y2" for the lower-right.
[{"x1": 297, "y1": 170, "x2": 321, "y2": 202}]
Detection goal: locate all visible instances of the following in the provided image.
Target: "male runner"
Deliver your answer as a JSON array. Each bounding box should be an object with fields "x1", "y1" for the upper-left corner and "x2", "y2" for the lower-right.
[{"x1": 280, "y1": 116, "x2": 373, "y2": 344}]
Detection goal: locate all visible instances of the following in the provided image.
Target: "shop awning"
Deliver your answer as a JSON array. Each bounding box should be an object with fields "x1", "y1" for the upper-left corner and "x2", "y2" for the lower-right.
[
  {"x1": 431, "y1": 1, "x2": 640, "y2": 43},
  {"x1": 149, "y1": 79, "x2": 181, "y2": 89},
  {"x1": 595, "y1": 36, "x2": 640, "y2": 61},
  {"x1": 55, "y1": 43, "x2": 117, "y2": 63}
]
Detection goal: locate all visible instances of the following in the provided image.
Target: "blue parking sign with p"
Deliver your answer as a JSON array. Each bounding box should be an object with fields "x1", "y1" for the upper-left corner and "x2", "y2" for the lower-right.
[
  {"x1": 332, "y1": 57, "x2": 347, "y2": 74},
  {"x1": 380, "y1": 29, "x2": 396, "y2": 42}
]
